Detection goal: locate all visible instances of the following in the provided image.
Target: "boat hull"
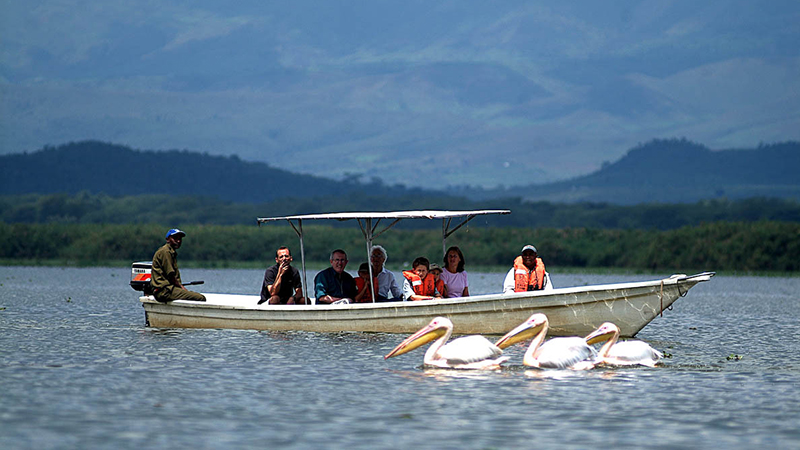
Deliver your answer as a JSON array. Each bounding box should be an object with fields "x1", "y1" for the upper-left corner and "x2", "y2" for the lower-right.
[{"x1": 141, "y1": 273, "x2": 713, "y2": 337}]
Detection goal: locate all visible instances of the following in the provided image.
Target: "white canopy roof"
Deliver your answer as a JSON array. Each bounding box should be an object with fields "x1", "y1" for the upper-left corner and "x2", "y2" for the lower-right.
[{"x1": 257, "y1": 209, "x2": 510, "y2": 223}]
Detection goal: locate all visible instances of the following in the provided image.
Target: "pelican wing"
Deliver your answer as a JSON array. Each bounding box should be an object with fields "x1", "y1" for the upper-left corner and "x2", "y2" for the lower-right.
[
  {"x1": 436, "y1": 335, "x2": 503, "y2": 365},
  {"x1": 534, "y1": 337, "x2": 598, "y2": 369},
  {"x1": 605, "y1": 341, "x2": 662, "y2": 367}
]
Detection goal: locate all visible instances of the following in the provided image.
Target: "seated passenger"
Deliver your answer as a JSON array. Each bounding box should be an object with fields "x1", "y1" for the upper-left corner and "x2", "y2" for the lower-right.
[
  {"x1": 402, "y1": 257, "x2": 446, "y2": 301},
  {"x1": 259, "y1": 246, "x2": 305, "y2": 305},
  {"x1": 429, "y1": 263, "x2": 448, "y2": 298},
  {"x1": 503, "y1": 244, "x2": 552, "y2": 293},
  {"x1": 354, "y1": 262, "x2": 379, "y2": 303},
  {"x1": 150, "y1": 228, "x2": 206, "y2": 302},
  {"x1": 370, "y1": 245, "x2": 403, "y2": 301},
  {"x1": 314, "y1": 249, "x2": 357, "y2": 304},
  {"x1": 440, "y1": 246, "x2": 469, "y2": 298}
]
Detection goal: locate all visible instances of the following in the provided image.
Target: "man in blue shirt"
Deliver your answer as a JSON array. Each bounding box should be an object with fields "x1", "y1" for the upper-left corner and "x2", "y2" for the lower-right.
[{"x1": 314, "y1": 249, "x2": 357, "y2": 304}]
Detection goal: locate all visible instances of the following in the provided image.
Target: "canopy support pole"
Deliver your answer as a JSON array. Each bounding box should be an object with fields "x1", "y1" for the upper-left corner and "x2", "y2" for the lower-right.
[
  {"x1": 286, "y1": 218, "x2": 309, "y2": 305},
  {"x1": 442, "y1": 218, "x2": 449, "y2": 257},
  {"x1": 442, "y1": 214, "x2": 477, "y2": 256},
  {"x1": 363, "y1": 218, "x2": 376, "y2": 303}
]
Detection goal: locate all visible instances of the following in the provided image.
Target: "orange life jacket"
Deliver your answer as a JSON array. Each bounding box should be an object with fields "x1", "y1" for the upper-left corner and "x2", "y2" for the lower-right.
[
  {"x1": 402, "y1": 271, "x2": 442, "y2": 299},
  {"x1": 513, "y1": 256, "x2": 546, "y2": 292},
  {"x1": 355, "y1": 276, "x2": 379, "y2": 301}
]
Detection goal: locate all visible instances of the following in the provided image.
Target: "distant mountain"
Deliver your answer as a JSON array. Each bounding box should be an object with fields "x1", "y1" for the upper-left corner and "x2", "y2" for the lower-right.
[
  {"x1": 0, "y1": 141, "x2": 426, "y2": 203},
  {"x1": 2, "y1": 139, "x2": 799, "y2": 205},
  {"x1": 4, "y1": 2, "x2": 799, "y2": 189},
  {"x1": 451, "y1": 139, "x2": 800, "y2": 204}
]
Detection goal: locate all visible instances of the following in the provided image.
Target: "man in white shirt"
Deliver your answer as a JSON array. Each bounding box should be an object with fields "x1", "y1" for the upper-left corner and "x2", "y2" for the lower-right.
[{"x1": 370, "y1": 245, "x2": 403, "y2": 301}]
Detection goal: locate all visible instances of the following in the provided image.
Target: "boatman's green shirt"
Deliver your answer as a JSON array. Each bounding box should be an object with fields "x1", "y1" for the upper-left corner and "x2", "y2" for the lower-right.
[{"x1": 151, "y1": 243, "x2": 181, "y2": 290}]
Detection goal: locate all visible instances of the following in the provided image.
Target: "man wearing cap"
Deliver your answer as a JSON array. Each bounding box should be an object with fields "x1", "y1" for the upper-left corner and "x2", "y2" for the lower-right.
[
  {"x1": 502, "y1": 245, "x2": 550, "y2": 294},
  {"x1": 150, "y1": 229, "x2": 206, "y2": 302}
]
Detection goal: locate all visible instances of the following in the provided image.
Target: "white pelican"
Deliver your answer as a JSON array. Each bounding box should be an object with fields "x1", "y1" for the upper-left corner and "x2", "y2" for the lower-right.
[
  {"x1": 584, "y1": 322, "x2": 662, "y2": 367},
  {"x1": 495, "y1": 313, "x2": 597, "y2": 370},
  {"x1": 384, "y1": 317, "x2": 509, "y2": 369}
]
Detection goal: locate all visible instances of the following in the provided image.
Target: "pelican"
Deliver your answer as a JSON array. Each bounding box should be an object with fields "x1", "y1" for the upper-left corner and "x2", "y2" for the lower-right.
[
  {"x1": 495, "y1": 313, "x2": 597, "y2": 370},
  {"x1": 584, "y1": 322, "x2": 662, "y2": 367},
  {"x1": 384, "y1": 317, "x2": 509, "y2": 369}
]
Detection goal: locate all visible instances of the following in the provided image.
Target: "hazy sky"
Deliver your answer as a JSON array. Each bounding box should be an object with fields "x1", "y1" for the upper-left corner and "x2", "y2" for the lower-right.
[{"x1": 2, "y1": 1, "x2": 798, "y2": 186}]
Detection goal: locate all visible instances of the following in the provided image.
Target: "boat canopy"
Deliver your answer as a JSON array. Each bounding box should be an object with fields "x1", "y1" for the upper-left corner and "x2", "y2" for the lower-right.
[
  {"x1": 257, "y1": 210, "x2": 511, "y2": 303},
  {"x1": 257, "y1": 210, "x2": 510, "y2": 222}
]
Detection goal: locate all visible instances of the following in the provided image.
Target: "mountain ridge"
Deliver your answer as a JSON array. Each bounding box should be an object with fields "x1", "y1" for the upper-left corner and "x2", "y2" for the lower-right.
[
  {"x1": 516, "y1": 138, "x2": 800, "y2": 204},
  {"x1": 1, "y1": 138, "x2": 798, "y2": 205},
  {"x1": 0, "y1": 140, "x2": 424, "y2": 203}
]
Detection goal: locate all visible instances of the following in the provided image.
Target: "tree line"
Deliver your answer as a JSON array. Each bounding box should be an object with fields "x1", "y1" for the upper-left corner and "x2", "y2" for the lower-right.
[
  {"x1": 1, "y1": 221, "x2": 797, "y2": 273},
  {"x1": 2, "y1": 193, "x2": 800, "y2": 231}
]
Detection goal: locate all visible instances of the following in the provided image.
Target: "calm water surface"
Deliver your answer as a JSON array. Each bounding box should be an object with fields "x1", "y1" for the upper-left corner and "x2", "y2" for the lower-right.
[{"x1": 1, "y1": 266, "x2": 799, "y2": 449}]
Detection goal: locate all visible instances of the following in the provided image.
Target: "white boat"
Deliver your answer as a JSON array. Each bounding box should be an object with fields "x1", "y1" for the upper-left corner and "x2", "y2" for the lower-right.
[{"x1": 133, "y1": 210, "x2": 714, "y2": 337}]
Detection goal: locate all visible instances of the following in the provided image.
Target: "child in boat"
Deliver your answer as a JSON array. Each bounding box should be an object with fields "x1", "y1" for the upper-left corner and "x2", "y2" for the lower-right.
[
  {"x1": 402, "y1": 257, "x2": 446, "y2": 301},
  {"x1": 354, "y1": 262, "x2": 379, "y2": 303},
  {"x1": 429, "y1": 263, "x2": 448, "y2": 298}
]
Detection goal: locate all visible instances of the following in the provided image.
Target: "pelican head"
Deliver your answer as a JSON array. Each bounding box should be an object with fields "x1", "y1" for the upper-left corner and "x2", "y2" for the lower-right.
[
  {"x1": 384, "y1": 317, "x2": 451, "y2": 359},
  {"x1": 584, "y1": 322, "x2": 620, "y2": 346},
  {"x1": 495, "y1": 313, "x2": 548, "y2": 350}
]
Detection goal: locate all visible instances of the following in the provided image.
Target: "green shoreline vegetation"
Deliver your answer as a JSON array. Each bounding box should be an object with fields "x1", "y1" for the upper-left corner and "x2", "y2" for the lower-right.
[{"x1": 1, "y1": 221, "x2": 797, "y2": 274}]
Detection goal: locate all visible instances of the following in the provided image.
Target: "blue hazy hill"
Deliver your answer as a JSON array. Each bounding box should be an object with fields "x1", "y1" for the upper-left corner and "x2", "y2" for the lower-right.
[
  {"x1": 1, "y1": 139, "x2": 798, "y2": 205},
  {"x1": 0, "y1": 141, "x2": 423, "y2": 203}
]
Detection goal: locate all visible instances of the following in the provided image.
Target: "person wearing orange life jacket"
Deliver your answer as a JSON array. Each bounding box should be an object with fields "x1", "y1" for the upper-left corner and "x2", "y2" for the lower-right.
[
  {"x1": 428, "y1": 263, "x2": 448, "y2": 298},
  {"x1": 354, "y1": 262, "x2": 379, "y2": 303},
  {"x1": 402, "y1": 257, "x2": 446, "y2": 301},
  {"x1": 502, "y1": 245, "x2": 552, "y2": 293}
]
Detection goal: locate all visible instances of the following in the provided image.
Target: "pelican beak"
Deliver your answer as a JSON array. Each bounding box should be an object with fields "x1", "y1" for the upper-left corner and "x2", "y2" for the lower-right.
[
  {"x1": 495, "y1": 320, "x2": 546, "y2": 350},
  {"x1": 585, "y1": 327, "x2": 613, "y2": 345},
  {"x1": 384, "y1": 325, "x2": 447, "y2": 359}
]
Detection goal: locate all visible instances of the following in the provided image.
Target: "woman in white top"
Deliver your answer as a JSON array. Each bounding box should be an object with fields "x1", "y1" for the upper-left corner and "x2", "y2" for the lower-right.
[{"x1": 439, "y1": 246, "x2": 469, "y2": 298}]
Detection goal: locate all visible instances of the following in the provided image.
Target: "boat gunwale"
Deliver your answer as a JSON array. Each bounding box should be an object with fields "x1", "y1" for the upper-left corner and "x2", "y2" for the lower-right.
[{"x1": 141, "y1": 272, "x2": 714, "y2": 312}]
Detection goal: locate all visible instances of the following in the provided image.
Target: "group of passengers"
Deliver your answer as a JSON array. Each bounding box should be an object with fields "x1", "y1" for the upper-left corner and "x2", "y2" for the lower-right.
[
  {"x1": 150, "y1": 228, "x2": 549, "y2": 304},
  {"x1": 257, "y1": 245, "x2": 460, "y2": 305},
  {"x1": 255, "y1": 243, "x2": 548, "y2": 305}
]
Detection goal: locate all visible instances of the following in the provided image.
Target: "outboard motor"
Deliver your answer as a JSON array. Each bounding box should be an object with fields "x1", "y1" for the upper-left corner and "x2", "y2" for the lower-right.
[{"x1": 130, "y1": 261, "x2": 154, "y2": 295}]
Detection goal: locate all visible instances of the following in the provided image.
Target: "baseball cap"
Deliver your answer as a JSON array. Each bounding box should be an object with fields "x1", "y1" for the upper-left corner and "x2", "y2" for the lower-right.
[
  {"x1": 521, "y1": 244, "x2": 537, "y2": 254},
  {"x1": 166, "y1": 228, "x2": 186, "y2": 239}
]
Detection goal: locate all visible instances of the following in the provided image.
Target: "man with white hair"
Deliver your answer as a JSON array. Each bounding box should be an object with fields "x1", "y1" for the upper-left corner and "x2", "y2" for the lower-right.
[{"x1": 370, "y1": 245, "x2": 402, "y2": 301}]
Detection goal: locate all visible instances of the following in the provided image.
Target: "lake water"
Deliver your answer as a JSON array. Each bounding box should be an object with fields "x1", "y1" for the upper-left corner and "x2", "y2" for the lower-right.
[{"x1": 1, "y1": 266, "x2": 799, "y2": 449}]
